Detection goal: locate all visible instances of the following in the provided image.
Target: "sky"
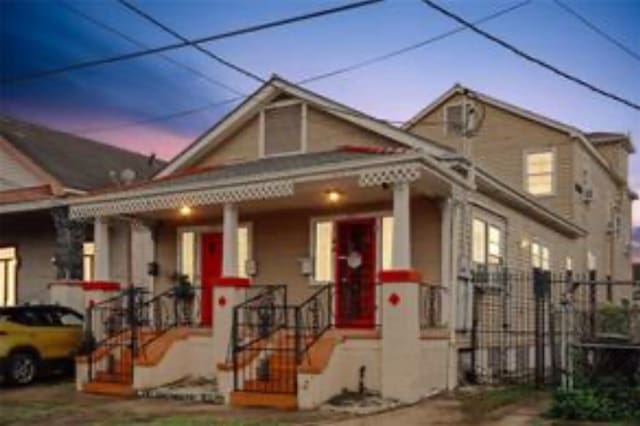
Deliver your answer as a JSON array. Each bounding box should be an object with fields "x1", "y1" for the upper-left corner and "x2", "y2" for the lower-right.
[{"x1": 1, "y1": 0, "x2": 639, "y2": 217}]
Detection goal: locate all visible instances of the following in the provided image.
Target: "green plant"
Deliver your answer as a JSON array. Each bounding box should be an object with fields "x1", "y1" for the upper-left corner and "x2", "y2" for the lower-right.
[
  {"x1": 549, "y1": 387, "x2": 640, "y2": 421},
  {"x1": 597, "y1": 303, "x2": 630, "y2": 336}
]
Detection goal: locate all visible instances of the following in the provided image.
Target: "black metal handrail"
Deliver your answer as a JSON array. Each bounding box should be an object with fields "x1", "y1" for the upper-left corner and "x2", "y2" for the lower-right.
[
  {"x1": 136, "y1": 285, "x2": 203, "y2": 351},
  {"x1": 296, "y1": 284, "x2": 332, "y2": 360}
]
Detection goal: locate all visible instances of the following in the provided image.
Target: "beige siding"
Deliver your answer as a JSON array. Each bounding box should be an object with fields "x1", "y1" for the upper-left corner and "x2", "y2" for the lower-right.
[
  {"x1": 594, "y1": 143, "x2": 628, "y2": 182},
  {"x1": 0, "y1": 211, "x2": 57, "y2": 304},
  {"x1": 0, "y1": 148, "x2": 42, "y2": 190},
  {"x1": 151, "y1": 198, "x2": 441, "y2": 304},
  {"x1": 409, "y1": 94, "x2": 575, "y2": 220},
  {"x1": 190, "y1": 102, "x2": 403, "y2": 171}
]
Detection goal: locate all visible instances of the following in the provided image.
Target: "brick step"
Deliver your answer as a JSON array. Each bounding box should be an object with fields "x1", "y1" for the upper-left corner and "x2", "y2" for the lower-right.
[
  {"x1": 94, "y1": 371, "x2": 133, "y2": 384},
  {"x1": 83, "y1": 381, "x2": 135, "y2": 397},
  {"x1": 242, "y1": 378, "x2": 296, "y2": 393},
  {"x1": 230, "y1": 391, "x2": 297, "y2": 410}
]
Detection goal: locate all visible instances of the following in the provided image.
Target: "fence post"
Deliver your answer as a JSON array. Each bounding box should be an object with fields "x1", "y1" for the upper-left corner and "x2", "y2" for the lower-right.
[
  {"x1": 232, "y1": 307, "x2": 238, "y2": 392},
  {"x1": 560, "y1": 270, "x2": 572, "y2": 390},
  {"x1": 470, "y1": 271, "x2": 479, "y2": 384},
  {"x1": 533, "y1": 267, "x2": 546, "y2": 387},
  {"x1": 589, "y1": 270, "x2": 597, "y2": 340}
]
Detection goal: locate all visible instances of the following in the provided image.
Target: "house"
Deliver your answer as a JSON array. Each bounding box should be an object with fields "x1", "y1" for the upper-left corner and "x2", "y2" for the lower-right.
[
  {"x1": 66, "y1": 77, "x2": 634, "y2": 408},
  {"x1": 0, "y1": 116, "x2": 163, "y2": 307}
]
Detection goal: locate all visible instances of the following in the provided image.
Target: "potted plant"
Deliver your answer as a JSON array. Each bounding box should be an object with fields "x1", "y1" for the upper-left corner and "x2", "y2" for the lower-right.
[{"x1": 171, "y1": 273, "x2": 195, "y2": 325}]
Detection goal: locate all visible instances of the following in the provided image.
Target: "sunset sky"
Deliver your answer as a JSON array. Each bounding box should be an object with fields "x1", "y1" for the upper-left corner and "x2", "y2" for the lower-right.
[{"x1": 1, "y1": 0, "x2": 639, "y2": 218}]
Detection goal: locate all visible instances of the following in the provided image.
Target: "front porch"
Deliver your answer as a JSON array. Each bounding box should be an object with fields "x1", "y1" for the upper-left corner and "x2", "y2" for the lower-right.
[{"x1": 68, "y1": 150, "x2": 469, "y2": 408}]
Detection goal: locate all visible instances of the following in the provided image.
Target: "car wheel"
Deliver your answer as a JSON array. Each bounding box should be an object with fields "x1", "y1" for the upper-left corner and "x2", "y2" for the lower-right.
[{"x1": 8, "y1": 352, "x2": 38, "y2": 385}]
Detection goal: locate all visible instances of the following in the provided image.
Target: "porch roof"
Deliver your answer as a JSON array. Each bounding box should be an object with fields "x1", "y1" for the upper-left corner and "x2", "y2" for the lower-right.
[{"x1": 68, "y1": 149, "x2": 470, "y2": 219}]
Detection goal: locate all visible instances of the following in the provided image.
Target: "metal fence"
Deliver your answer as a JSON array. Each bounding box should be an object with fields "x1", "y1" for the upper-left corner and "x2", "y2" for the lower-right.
[{"x1": 461, "y1": 268, "x2": 640, "y2": 390}]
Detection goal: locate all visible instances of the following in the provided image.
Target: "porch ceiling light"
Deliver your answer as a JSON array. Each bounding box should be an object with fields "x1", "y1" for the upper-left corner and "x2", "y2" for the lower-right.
[
  {"x1": 179, "y1": 205, "x2": 192, "y2": 217},
  {"x1": 326, "y1": 189, "x2": 343, "y2": 203}
]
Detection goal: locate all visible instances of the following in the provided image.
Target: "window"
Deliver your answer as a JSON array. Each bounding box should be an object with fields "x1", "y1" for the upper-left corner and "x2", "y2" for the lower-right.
[
  {"x1": 261, "y1": 102, "x2": 305, "y2": 157},
  {"x1": 525, "y1": 151, "x2": 554, "y2": 195},
  {"x1": 381, "y1": 216, "x2": 394, "y2": 270},
  {"x1": 0, "y1": 247, "x2": 17, "y2": 307},
  {"x1": 531, "y1": 242, "x2": 550, "y2": 270},
  {"x1": 472, "y1": 218, "x2": 503, "y2": 267},
  {"x1": 55, "y1": 308, "x2": 84, "y2": 327},
  {"x1": 566, "y1": 257, "x2": 573, "y2": 272},
  {"x1": 237, "y1": 226, "x2": 249, "y2": 278},
  {"x1": 587, "y1": 251, "x2": 596, "y2": 271},
  {"x1": 313, "y1": 221, "x2": 334, "y2": 282},
  {"x1": 82, "y1": 242, "x2": 95, "y2": 281},
  {"x1": 180, "y1": 231, "x2": 196, "y2": 283}
]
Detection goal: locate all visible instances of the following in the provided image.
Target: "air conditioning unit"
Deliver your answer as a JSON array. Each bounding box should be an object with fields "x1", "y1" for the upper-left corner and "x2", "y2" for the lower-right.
[{"x1": 582, "y1": 187, "x2": 594, "y2": 204}]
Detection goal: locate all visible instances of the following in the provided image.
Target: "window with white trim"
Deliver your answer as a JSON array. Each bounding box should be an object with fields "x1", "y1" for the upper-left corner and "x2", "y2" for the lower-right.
[
  {"x1": 0, "y1": 246, "x2": 18, "y2": 307},
  {"x1": 472, "y1": 218, "x2": 503, "y2": 268},
  {"x1": 525, "y1": 151, "x2": 554, "y2": 195},
  {"x1": 531, "y1": 242, "x2": 550, "y2": 270},
  {"x1": 82, "y1": 242, "x2": 95, "y2": 281},
  {"x1": 444, "y1": 102, "x2": 475, "y2": 136},
  {"x1": 261, "y1": 102, "x2": 304, "y2": 157},
  {"x1": 313, "y1": 221, "x2": 334, "y2": 283},
  {"x1": 381, "y1": 216, "x2": 394, "y2": 270}
]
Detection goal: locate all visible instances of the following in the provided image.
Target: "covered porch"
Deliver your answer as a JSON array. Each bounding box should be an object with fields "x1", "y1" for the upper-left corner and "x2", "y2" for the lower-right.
[{"x1": 69, "y1": 149, "x2": 471, "y2": 407}]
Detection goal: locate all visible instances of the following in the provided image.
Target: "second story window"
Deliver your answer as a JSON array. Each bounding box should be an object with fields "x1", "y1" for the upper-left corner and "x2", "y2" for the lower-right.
[
  {"x1": 525, "y1": 150, "x2": 554, "y2": 196},
  {"x1": 444, "y1": 102, "x2": 475, "y2": 136},
  {"x1": 261, "y1": 101, "x2": 305, "y2": 157}
]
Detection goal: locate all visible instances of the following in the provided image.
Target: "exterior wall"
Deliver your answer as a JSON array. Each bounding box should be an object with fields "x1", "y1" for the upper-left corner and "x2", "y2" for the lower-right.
[
  {"x1": 0, "y1": 147, "x2": 43, "y2": 190},
  {"x1": 0, "y1": 211, "x2": 57, "y2": 303},
  {"x1": 151, "y1": 197, "x2": 442, "y2": 304},
  {"x1": 409, "y1": 93, "x2": 575, "y2": 220},
  {"x1": 190, "y1": 104, "x2": 403, "y2": 170},
  {"x1": 594, "y1": 142, "x2": 628, "y2": 182}
]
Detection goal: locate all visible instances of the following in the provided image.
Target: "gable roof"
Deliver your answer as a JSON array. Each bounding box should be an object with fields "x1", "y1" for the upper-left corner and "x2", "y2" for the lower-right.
[
  {"x1": 0, "y1": 116, "x2": 165, "y2": 191},
  {"x1": 157, "y1": 76, "x2": 452, "y2": 178},
  {"x1": 585, "y1": 132, "x2": 634, "y2": 153},
  {"x1": 403, "y1": 84, "x2": 629, "y2": 184}
]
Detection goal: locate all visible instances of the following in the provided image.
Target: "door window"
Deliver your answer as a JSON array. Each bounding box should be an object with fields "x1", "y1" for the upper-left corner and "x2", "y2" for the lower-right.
[{"x1": 0, "y1": 246, "x2": 17, "y2": 307}]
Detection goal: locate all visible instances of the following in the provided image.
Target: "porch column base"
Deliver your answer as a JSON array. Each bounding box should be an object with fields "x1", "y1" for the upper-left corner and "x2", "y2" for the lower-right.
[
  {"x1": 212, "y1": 277, "x2": 250, "y2": 366},
  {"x1": 379, "y1": 269, "x2": 423, "y2": 403}
]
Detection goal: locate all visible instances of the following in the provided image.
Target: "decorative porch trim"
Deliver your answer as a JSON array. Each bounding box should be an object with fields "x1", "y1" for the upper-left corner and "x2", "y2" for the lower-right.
[
  {"x1": 69, "y1": 180, "x2": 294, "y2": 219},
  {"x1": 358, "y1": 165, "x2": 421, "y2": 187},
  {"x1": 378, "y1": 269, "x2": 422, "y2": 283},
  {"x1": 217, "y1": 277, "x2": 251, "y2": 287}
]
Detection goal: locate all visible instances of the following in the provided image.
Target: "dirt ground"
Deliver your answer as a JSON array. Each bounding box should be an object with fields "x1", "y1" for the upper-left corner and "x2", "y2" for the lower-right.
[{"x1": 0, "y1": 379, "x2": 554, "y2": 426}]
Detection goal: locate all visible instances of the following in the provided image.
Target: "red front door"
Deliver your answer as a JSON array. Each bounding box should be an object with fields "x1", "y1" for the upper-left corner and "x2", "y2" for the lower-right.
[
  {"x1": 200, "y1": 232, "x2": 223, "y2": 327},
  {"x1": 335, "y1": 218, "x2": 377, "y2": 328}
]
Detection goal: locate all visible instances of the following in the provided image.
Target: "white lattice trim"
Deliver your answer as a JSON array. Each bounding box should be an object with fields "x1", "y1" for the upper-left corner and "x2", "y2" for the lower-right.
[
  {"x1": 358, "y1": 164, "x2": 421, "y2": 187},
  {"x1": 69, "y1": 181, "x2": 294, "y2": 219}
]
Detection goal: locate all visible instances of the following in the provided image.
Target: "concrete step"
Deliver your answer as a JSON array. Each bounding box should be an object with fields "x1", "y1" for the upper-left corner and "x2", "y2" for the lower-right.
[
  {"x1": 242, "y1": 379, "x2": 296, "y2": 393},
  {"x1": 83, "y1": 381, "x2": 135, "y2": 397},
  {"x1": 230, "y1": 391, "x2": 297, "y2": 410}
]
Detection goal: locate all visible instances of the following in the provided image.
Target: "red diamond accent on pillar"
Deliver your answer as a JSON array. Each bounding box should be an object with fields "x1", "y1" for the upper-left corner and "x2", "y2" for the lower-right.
[
  {"x1": 388, "y1": 293, "x2": 400, "y2": 306},
  {"x1": 218, "y1": 296, "x2": 227, "y2": 307}
]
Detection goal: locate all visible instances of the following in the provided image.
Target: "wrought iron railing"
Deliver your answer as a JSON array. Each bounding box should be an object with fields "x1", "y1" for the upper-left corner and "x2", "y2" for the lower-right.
[
  {"x1": 136, "y1": 286, "x2": 203, "y2": 351},
  {"x1": 419, "y1": 282, "x2": 444, "y2": 329},
  {"x1": 231, "y1": 284, "x2": 332, "y2": 394}
]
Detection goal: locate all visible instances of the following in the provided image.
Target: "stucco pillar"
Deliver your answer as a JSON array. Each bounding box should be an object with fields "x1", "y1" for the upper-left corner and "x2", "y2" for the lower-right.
[
  {"x1": 131, "y1": 222, "x2": 155, "y2": 293},
  {"x1": 213, "y1": 203, "x2": 248, "y2": 369},
  {"x1": 380, "y1": 181, "x2": 423, "y2": 403},
  {"x1": 94, "y1": 217, "x2": 110, "y2": 281}
]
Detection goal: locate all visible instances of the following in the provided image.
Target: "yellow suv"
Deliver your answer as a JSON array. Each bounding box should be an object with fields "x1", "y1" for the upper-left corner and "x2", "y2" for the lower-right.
[{"x1": 0, "y1": 305, "x2": 84, "y2": 385}]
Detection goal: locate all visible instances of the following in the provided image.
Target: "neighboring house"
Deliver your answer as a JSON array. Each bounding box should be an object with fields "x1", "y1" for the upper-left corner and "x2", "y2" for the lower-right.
[
  {"x1": 65, "y1": 77, "x2": 634, "y2": 408},
  {"x1": 0, "y1": 116, "x2": 163, "y2": 306}
]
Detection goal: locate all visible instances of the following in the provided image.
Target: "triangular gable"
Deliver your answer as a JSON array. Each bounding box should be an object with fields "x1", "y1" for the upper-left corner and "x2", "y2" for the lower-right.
[
  {"x1": 157, "y1": 76, "x2": 449, "y2": 178},
  {"x1": 403, "y1": 84, "x2": 616, "y2": 181}
]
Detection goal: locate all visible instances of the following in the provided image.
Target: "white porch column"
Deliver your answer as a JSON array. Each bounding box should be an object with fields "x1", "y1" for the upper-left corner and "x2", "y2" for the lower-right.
[
  {"x1": 94, "y1": 217, "x2": 110, "y2": 281},
  {"x1": 381, "y1": 181, "x2": 423, "y2": 403},
  {"x1": 131, "y1": 223, "x2": 155, "y2": 293},
  {"x1": 392, "y1": 181, "x2": 411, "y2": 269},
  {"x1": 222, "y1": 203, "x2": 238, "y2": 276},
  {"x1": 213, "y1": 203, "x2": 248, "y2": 380}
]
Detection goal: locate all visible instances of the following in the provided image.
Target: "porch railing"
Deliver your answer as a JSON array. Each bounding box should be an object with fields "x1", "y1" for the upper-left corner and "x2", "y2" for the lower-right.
[
  {"x1": 420, "y1": 282, "x2": 444, "y2": 329},
  {"x1": 231, "y1": 284, "x2": 332, "y2": 394},
  {"x1": 85, "y1": 286, "x2": 146, "y2": 383},
  {"x1": 136, "y1": 286, "x2": 203, "y2": 351}
]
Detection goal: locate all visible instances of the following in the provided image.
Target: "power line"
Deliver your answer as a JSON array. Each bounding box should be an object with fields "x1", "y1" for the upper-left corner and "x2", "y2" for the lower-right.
[
  {"x1": 553, "y1": 0, "x2": 640, "y2": 64},
  {"x1": 299, "y1": 0, "x2": 532, "y2": 84},
  {"x1": 57, "y1": 1, "x2": 245, "y2": 96},
  {"x1": 75, "y1": 0, "x2": 529, "y2": 134},
  {"x1": 117, "y1": 0, "x2": 264, "y2": 84},
  {"x1": 1, "y1": 0, "x2": 382, "y2": 84},
  {"x1": 420, "y1": 0, "x2": 640, "y2": 111}
]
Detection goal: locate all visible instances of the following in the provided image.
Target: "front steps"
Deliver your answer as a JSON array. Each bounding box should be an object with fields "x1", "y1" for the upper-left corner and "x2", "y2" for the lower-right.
[
  {"x1": 82, "y1": 381, "x2": 136, "y2": 397},
  {"x1": 230, "y1": 392, "x2": 298, "y2": 410}
]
